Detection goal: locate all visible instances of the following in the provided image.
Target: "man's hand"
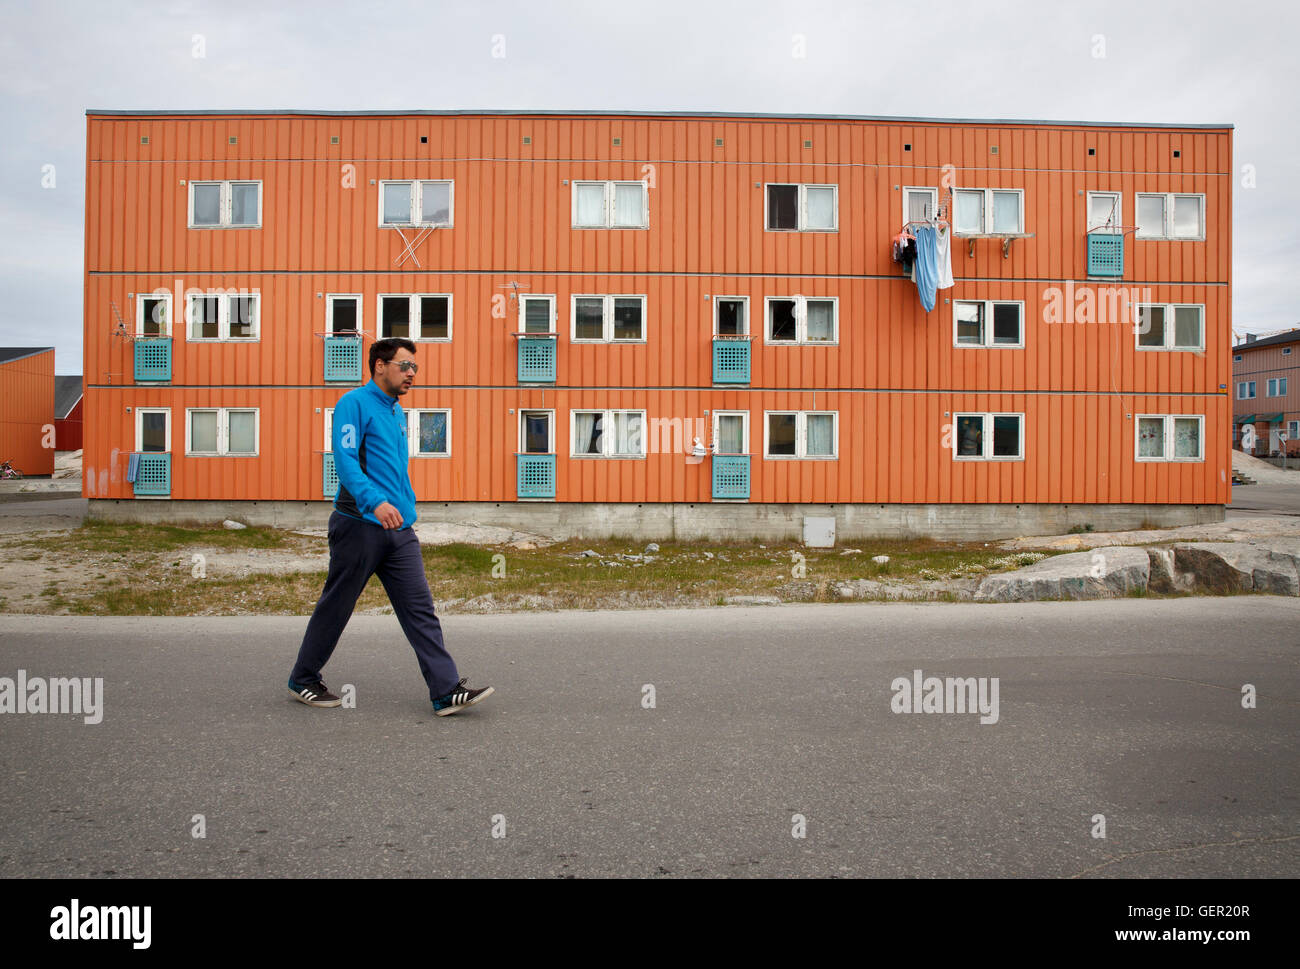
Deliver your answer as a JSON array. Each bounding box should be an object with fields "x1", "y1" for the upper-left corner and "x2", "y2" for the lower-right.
[{"x1": 373, "y1": 501, "x2": 403, "y2": 530}]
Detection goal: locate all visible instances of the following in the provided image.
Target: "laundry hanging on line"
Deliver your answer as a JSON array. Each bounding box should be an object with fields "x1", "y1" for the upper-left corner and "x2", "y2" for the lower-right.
[
  {"x1": 935, "y1": 224, "x2": 954, "y2": 290},
  {"x1": 912, "y1": 224, "x2": 940, "y2": 313}
]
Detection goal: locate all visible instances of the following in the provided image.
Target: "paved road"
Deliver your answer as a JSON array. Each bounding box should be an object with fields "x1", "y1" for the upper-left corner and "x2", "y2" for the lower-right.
[
  {"x1": 0, "y1": 600, "x2": 1296, "y2": 878},
  {"x1": 1227, "y1": 483, "x2": 1300, "y2": 518}
]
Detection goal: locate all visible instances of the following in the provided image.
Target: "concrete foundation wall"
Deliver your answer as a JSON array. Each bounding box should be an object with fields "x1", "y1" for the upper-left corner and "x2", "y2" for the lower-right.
[{"x1": 88, "y1": 499, "x2": 1226, "y2": 542}]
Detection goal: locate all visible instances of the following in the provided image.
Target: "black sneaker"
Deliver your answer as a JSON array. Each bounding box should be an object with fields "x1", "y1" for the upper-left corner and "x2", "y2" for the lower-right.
[
  {"x1": 288, "y1": 677, "x2": 342, "y2": 708},
  {"x1": 433, "y1": 677, "x2": 494, "y2": 717}
]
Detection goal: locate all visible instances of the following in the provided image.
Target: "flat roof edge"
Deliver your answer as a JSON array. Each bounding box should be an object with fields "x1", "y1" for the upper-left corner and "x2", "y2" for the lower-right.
[{"x1": 83, "y1": 108, "x2": 1234, "y2": 129}]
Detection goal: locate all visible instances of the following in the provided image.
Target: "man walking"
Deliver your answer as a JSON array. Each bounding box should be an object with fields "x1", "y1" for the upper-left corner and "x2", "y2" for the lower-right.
[{"x1": 288, "y1": 337, "x2": 494, "y2": 716}]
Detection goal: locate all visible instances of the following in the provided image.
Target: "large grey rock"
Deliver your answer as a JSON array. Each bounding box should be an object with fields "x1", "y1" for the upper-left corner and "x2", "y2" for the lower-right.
[
  {"x1": 1146, "y1": 547, "x2": 1196, "y2": 594},
  {"x1": 975, "y1": 547, "x2": 1149, "y2": 602},
  {"x1": 1171, "y1": 542, "x2": 1299, "y2": 596}
]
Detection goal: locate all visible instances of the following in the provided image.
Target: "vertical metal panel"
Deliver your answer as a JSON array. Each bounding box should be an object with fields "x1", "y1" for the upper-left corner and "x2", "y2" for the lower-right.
[{"x1": 0, "y1": 350, "x2": 57, "y2": 476}]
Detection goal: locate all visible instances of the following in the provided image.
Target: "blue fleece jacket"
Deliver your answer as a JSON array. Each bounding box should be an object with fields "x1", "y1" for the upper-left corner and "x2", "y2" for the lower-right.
[{"x1": 332, "y1": 379, "x2": 417, "y2": 529}]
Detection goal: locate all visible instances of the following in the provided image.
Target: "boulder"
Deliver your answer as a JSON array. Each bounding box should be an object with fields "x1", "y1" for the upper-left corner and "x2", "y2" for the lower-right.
[
  {"x1": 975, "y1": 547, "x2": 1149, "y2": 602},
  {"x1": 1171, "y1": 542, "x2": 1299, "y2": 596}
]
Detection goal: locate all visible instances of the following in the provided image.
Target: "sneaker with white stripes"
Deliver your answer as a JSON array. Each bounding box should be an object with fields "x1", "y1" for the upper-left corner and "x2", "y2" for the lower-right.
[
  {"x1": 288, "y1": 678, "x2": 343, "y2": 708},
  {"x1": 433, "y1": 677, "x2": 494, "y2": 717}
]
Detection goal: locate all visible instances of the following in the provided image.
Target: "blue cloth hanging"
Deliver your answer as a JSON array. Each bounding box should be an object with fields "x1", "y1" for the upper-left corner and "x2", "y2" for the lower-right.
[
  {"x1": 913, "y1": 224, "x2": 939, "y2": 313},
  {"x1": 127, "y1": 452, "x2": 141, "y2": 483}
]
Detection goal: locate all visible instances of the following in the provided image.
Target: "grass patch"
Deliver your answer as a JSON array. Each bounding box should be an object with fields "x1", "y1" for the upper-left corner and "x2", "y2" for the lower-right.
[
  {"x1": 29, "y1": 519, "x2": 294, "y2": 555},
  {"x1": 9, "y1": 527, "x2": 1075, "y2": 616}
]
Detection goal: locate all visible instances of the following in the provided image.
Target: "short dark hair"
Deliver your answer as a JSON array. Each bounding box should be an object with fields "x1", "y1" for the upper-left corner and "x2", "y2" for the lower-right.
[{"x1": 369, "y1": 337, "x2": 416, "y2": 375}]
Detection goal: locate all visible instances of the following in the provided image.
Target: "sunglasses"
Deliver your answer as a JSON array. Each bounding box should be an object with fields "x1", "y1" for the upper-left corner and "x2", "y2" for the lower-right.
[{"x1": 386, "y1": 360, "x2": 418, "y2": 374}]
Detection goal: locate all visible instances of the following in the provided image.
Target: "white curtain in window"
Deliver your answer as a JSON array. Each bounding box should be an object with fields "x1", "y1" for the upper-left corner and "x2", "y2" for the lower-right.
[
  {"x1": 230, "y1": 184, "x2": 258, "y2": 225},
  {"x1": 955, "y1": 190, "x2": 983, "y2": 233},
  {"x1": 906, "y1": 190, "x2": 934, "y2": 223},
  {"x1": 192, "y1": 184, "x2": 221, "y2": 225},
  {"x1": 991, "y1": 192, "x2": 1020, "y2": 233},
  {"x1": 1138, "y1": 417, "x2": 1165, "y2": 458},
  {"x1": 1172, "y1": 196, "x2": 1202, "y2": 238},
  {"x1": 576, "y1": 184, "x2": 606, "y2": 226},
  {"x1": 383, "y1": 183, "x2": 412, "y2": 224},
  {"x1": 805, "y1": 414, "x2": 833, "y2": 456},
  {"x1": 1174, "y1": 307, "x2": 1201, "y2": 348},
  {"x1": 613, "y1": 184, "x2": 644, "y2": 226},
  {"x1": 804, "y1": 187, "x2": 835, "y2": 229},
  {"x1": 228, "y1": 412, "x2": 256, "y2": 453},
  {"x1": 191, "y1": 412, "x2": 218, "y2": 452},
  {"x1": 614, "y1": 413, "x2": 643, "y2": 455},
  {"x1": 574, "y1": 413, "x2": 602, "y2": 454},
  {"x1": 716, "y1": 415, "x2": 744, "y2": 454},
  {"x1": 805, "y1": 300, "x2": 833, "y2": 341},
  {"x1": 1137, "y1": 195, "x2": 1165, "y2": 236},
  {"x1": 1173, "y1": 418, "x2": 1200, "y2": 458}
]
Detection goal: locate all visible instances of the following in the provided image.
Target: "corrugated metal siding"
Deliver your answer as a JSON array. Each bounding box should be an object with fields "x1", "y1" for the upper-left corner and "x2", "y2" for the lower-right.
[
  {"x1": 84, "y1": 112, "x2": 1232, "y2": 506},
  {"x1": 81, "y1": 387, "x2": 1227, "y2": 505},
  {"x1": 0, "y1": 350, "x2": 56, "y2": 475}
]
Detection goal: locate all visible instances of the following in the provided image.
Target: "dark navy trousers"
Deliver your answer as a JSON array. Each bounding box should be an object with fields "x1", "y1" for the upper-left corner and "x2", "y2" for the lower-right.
[{"x1": 291, "y1": 511, "x2": 460, "y2": 701}]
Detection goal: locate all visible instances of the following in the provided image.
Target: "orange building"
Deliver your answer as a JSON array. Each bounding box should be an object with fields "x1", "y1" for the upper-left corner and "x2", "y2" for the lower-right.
[
  {"x1": 82, "y1": 110, "x2": 1232, "y2": 539},
  {"x1": 0, "y1": 347, "x2": 56, "y2": 477}
]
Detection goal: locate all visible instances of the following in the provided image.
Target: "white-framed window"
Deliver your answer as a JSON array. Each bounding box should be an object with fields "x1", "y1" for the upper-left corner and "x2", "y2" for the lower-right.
[
  {"x1": 764, "y1": 411, "x2": 837, "y2": 459},
  {"x1": 1284, "y1": 347, "x2": 1293, "y2": 356},
  {"x1": 186, "y1": 292, "x2": 260, "y2": 341},
  {"x1": 1136, "y1": 414, "x2": 1204, "y2": 461},
  {"x1": 135, "y1": 408, "x2": 170, "y2": 453},
  {"x1": 954, "y1": 300, "x2": 1024, "y2": 348},
  {"x1": 1268, "y1": 377, "x2": 1288, "y2": 397},
  {"x1": 1289, "y1": 420, "x2": 1300, "y2": 439},
  {"x1": 953, "y1": 188, "x2": 1023, "y2": 234},
  {"x1": 1233, "y1": 354, "x2": 1242, "y2": 362},
  {"x1": 408, "y1": 408, "x2": 451, "y2": 457},
  {"x1": 1086, "y1": 191, "x2": 1123, "y2": 233},
  {"x1": 136, "y1": 292, "x2": 172, "y2": 337},
  {"x1": 713, "y1": 296, "x2": 749, "y2": 336},
  {"x1": 765, "y1": 296, "x2": 838, "y2": 344},
  {"x1": 324, "y1": 407, "x2": 334, "y2": 452},
  {"x1": 570, "y1": 410, "x2": 645, "y2": 458},
  {"x1": 518, "y1": 410, "x2": 554, "y2": 455},
  {"x1": 903, "y1": 186, "x2": 939, "y2": 225},
  {"x1": 1237, "y1": 381, "x2": 1257, "y2": 400},
  {"x1": 953, "y1": 413, "x2": 1025, "y2": 461},
  {"x1": 1135, "y1": 193, "x2": 1204, "y2": 240},
  {"x1": 519, "y1": 295, "x2": 556, "y2": 334},
  {"x1": 378, "y1": 180, "x2": 453, "y2": 227},
  {"x1": 571, "y1": 295, "x2": 645, "y2": 342},
  {"x1": 712, "y1": 411, "x2": 749, "y2": 455},
  {"x1": 1135, "y1": 303, "x2": 1204, "y2": 351},
  {"x1": 571, "y1": 181, "x2": 648, "y2": 229},
  {"x1": 326, "y1": 295, "x2": 362, "y2": 335},
  {"x1": 188, "y1": 180, "x2": 261, "y2": 228},
  {"x1": 765, "y1": 183, "x2": 838, "y2": 231},
  {"x1": 377, "y1": 294, "x2": 451, "y2": 341},
  {"x1": 185, "y1": 408, "x2": 258, "y2": 456}
]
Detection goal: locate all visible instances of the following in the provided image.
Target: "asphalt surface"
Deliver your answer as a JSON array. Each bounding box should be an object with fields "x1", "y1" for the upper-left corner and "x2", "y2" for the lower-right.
[
  {"x1": 1227, "y1": 483, "x2": 1300, "y2": 517},
  {"x1": 0, "y1": 600, "x2": 1296, "y2": 878}
]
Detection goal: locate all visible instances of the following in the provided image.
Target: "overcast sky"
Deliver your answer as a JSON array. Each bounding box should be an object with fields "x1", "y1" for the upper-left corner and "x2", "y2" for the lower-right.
[{"x1": 1, "y1": 0, "x2": 1295, "y2": 375}]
